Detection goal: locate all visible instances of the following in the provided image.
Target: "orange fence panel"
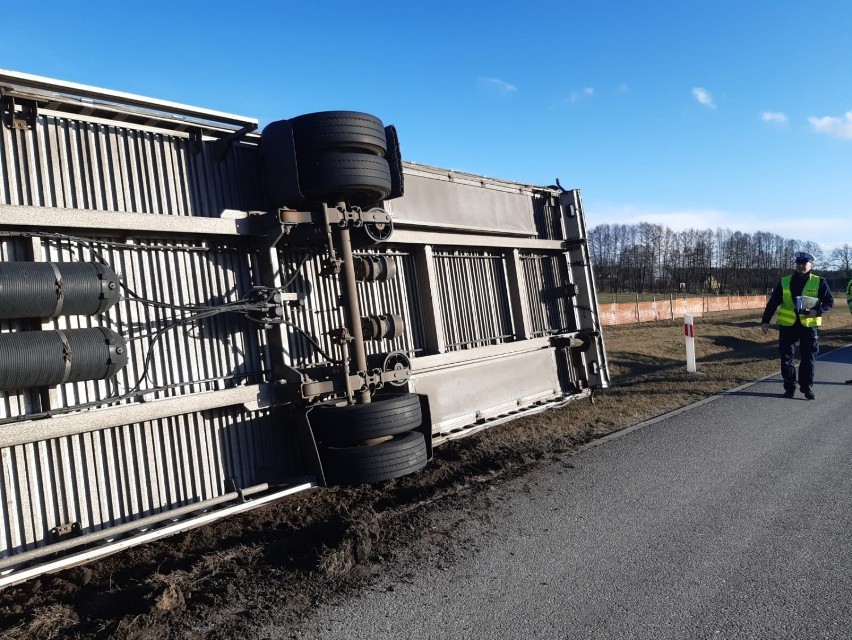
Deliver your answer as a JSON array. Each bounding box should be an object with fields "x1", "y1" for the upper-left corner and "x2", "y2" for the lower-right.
[
  {"x1": 636, "y1": 300, "x2": 662, "y2": 322},
  {"x1": 728, "y1": 295, "x2": 757, "y2": 310},
  {"x1": 598, "y1": 295, "x2": 767, "y2": 326},
  {"x1": 599, "y1": 303, "x2": 638, "y2": 326}
]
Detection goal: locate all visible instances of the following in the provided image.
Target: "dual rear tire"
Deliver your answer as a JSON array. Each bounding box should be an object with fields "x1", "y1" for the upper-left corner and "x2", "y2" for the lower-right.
[
  {"x1": 321, "y1": 431, "x2": 428, "y2": 486},
  {"x1": 298, "y1": 153, "x2": 391, "y2": 206},
  {"x1": 309, "y1": 393, "x2": 428, "y2": 485},
  {"x1": 289, "y1": 111, "x2": 388, "y2": 157},
  {"x1": 290, "y1": 111, "x2": 392, "y2": 207}
]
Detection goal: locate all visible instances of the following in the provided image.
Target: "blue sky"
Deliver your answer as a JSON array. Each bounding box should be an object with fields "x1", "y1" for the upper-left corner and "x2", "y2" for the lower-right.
[{"x1": 2, "y1": 0, "x2": 850, "y2": 253}]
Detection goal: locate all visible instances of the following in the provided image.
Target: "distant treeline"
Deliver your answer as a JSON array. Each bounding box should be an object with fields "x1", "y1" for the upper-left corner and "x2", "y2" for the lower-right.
[{"x1": 588, "y1": 223, "x2": 852, "y2": 295}]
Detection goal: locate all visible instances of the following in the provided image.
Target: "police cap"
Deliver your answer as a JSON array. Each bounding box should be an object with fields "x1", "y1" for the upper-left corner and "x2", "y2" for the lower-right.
[{"x1": 794, "y1": 251, "x2": 814, "y2": 263}]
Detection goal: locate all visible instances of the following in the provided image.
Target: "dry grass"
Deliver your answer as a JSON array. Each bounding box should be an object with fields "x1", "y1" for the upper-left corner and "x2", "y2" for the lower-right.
[{"x1": 0, "y1": 603, "x2": 79, "y2": 640}]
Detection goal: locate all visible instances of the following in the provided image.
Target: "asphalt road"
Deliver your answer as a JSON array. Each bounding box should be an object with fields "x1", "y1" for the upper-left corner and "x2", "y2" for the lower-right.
[{"x1": 294, "y1": 347, "x2": 852, "y2": 640}]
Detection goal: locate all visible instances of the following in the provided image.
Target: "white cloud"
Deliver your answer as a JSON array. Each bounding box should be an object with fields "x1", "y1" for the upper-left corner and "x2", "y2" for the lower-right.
[
  {"x1": 692, "y1": 87, "x2": 715, "y2": 108},
  {"x1": 761, "y1": 111, "x2": 788, "y2": 124},
  {"x1": 478, "y1": 77, "x2": 517, "y2": 94},
  {"x1": 568, "y1": 87, "x2": 595, "y2": 103},
  {"x1": 808, "y1": 112, "x2": 852, "y2": 139}
]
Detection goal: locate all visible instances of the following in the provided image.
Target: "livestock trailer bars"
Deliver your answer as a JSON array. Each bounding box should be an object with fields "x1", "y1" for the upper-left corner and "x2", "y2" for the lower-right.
[{"x1": 0, "y1": 69, "x2": 609, "y2": 587}]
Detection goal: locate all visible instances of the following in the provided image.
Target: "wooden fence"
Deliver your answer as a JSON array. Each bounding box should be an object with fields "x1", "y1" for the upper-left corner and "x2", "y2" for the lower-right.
[{"x1": 598, "y1": 295, "x2": 767, "y2": 326}]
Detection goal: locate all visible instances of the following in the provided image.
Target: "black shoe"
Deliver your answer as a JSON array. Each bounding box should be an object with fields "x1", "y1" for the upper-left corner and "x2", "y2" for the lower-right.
[
  {"x1": 802, "y1": 389, "x2": 816, "y2": 400},
  {"x1": 782, "y1": 389, "x2": 795, "y2": 399},
  {"x1": 846, "y1": 380, "x2": 852, "y2": 385}
]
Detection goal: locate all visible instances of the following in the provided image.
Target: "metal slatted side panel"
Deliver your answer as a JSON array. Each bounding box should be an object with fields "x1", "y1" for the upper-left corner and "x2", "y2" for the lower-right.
[
  {"x1": 277, "y1": 250, "x2": 347, "y2": 369},
  {"x1": 185, "y1": 139, "x2": 262, "y2": 217},
  {"x1": 0, "y1": 236, "x2": 267, "y2": 420},
  {"x1": 0, "y1": 117, "x2": 22, "y2": 206},
  {"x1": 355, "y1": 249, "x2": 426, "y2": 359},
  {"x1": 433, "y1": 250, "x2": 514, "y2": 351},
  {"x1": 531, "y1": 195, "x2": 564, "y2": 241},
  {"x1": 0, "y1": 113, "x2": 260, "y2": 216},
  {"x1": 203, "y1": 141, "x2": 263, "y2": 214},
  {"x1": 521, "y1": 253, "x2": 573, "y2": 336},
  {"x1": 0, "y1": 407, "x2": 280, "y2": 558},
  {"x1": 57, "y1": 237, "x2": 266, "y2": 404},
  {"x1": 274, "y1": 248, "x2": 426, "y2": 368}
]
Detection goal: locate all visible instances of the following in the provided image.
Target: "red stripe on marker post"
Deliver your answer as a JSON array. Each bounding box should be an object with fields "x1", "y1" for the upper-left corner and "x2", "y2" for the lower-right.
[{"x1": 684, "y1": 314, "x2": 696, "y2": 373}]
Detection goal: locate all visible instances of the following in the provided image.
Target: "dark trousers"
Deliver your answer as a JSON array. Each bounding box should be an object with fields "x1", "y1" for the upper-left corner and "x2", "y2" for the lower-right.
[{"x1": 778, "y1": 324, "x2": 819, "y2": 391}]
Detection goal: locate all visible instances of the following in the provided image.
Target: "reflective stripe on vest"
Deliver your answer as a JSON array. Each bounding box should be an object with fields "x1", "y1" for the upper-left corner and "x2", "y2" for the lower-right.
[{"x1": 778, "y1": 274, "x2": 821, "y2": 327}]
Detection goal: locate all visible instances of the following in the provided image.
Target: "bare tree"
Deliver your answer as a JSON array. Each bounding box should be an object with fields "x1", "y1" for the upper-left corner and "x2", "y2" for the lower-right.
[
  {"x1": 588, "y1": 222, "x2": 826, "y2": 295},
  {"x1": 829, "y1": 244, "x2": 852, "y2": 277}
]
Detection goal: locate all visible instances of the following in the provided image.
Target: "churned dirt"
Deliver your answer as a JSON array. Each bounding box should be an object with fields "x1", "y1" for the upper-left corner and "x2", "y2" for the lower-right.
[{"x1": 1, "y1": 310, "x2": 851, "y2": 640}]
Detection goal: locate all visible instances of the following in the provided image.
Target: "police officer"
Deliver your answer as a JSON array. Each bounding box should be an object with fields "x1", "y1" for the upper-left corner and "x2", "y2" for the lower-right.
[
  {"x1": 846, "y1": 277, "x2": 852, "y2": 385},
  {"x1": 761, "y1": 251, "x2": 834, "y2": 399}
]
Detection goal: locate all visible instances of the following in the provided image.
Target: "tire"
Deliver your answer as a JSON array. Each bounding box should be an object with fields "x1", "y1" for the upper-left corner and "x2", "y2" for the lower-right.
[
  {"x1": 321, "y1": 431, "x2": 428, "y2": 485},
  {"x1": 310, "y1": 393, "x2": 422, "y2": 446},
  {"x1": 298, "y1": 152, "x2": 391, "y2": 206},
  {"x1": 290, "y1": 111, "x2": 387, "y2": 157},
  {"x1": 384, "y1": 124, "x2": 404, "y2": 199}
]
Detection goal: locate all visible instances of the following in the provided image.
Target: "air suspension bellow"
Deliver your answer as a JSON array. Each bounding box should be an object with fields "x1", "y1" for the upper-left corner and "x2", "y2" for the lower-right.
[
  {"x1": 0, "y1": 327, "x2": 128, "y2": 390},
  {"x1": 0, "y1": 262, "x2": 120, "y2": 319},
  {"x1": 354, "y1": 255, "x2": 397, "y2": 282},
  {"x1": 361, "y1": 314, "x2": 404, "y2": 340}
]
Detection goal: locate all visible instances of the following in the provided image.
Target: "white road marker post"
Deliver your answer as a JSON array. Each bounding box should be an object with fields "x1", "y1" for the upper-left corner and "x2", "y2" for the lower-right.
[{"x1": 684, "y1": 313, "x2": 697, "y2": 373}]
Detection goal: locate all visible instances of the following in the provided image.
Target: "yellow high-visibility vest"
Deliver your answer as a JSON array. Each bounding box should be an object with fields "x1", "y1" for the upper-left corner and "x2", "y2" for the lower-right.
[
  {"x1": 778, "y1": 274, "x2": 821, "y2": 327},
  {"x1": 846, "y1": 278, "x2": 851, "y2": 313}
]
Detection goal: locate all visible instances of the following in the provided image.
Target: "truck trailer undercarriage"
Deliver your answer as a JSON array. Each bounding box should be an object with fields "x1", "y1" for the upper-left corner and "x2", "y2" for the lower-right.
[{"x1": 0, "y1": 69, "x2": 609, "y2": 587}]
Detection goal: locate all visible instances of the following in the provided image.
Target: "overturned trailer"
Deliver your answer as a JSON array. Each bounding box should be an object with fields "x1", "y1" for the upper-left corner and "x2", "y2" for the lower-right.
[{"x1": 0, "y1": 70, "x2": 609, "y2": 587}]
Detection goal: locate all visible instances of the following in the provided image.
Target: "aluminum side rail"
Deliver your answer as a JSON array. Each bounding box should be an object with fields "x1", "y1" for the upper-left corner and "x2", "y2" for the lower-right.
[
  {"x1": 0, "y1": 482, "x2": 315, "y2": 590},
  {"x1": 0, "y1": 68, "x2": 258, "y2": 135}
]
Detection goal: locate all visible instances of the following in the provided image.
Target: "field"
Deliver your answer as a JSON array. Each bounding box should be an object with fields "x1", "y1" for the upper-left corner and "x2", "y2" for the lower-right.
[{"x1": 1, "y1": 309, "x2": 851, "y2": 639}]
